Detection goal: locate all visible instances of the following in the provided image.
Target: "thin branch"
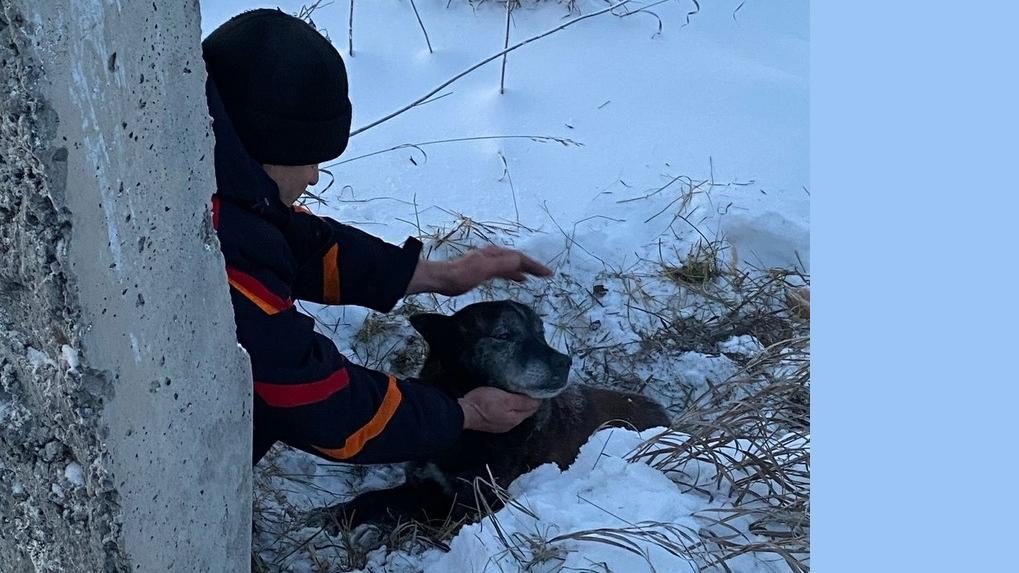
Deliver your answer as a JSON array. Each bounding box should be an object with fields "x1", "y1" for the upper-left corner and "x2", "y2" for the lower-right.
[
  {"x1": 347, "y1": 0, "x2": 354, "y2": 56},
  {"x1": 409, "y1": 0, "x2": 434, "y2": 54},
  {"x1": 498, "y1": 152, "x2": 520, "y2": 224},
  {"x1": 733, "y1": 1, "x2": 746, "y2": 22},
  {"x1": 324, "y1": 134, "x2": 581, "y2": 168},
  {"x1": 296, "y1": 0, "x2": 333, "y2": 23},
  {"x1": 500, "y1": 1, "x2": 513, "y2": 94},
  {"x1": 350, "y1": 0, "x2": 636, "y2": 137}
]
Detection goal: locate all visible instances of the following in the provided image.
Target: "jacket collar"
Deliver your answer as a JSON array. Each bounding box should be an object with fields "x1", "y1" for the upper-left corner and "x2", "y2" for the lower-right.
[{"x1": 206, "y1": 75, "x2": 292, "y2": 228}]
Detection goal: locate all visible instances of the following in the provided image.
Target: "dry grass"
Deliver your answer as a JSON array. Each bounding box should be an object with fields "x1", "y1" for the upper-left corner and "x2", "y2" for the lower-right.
[
  {"x1": 296, "y1": 0, "x2": 334, "y2": 41},
  {"x1": 466, "y1": 467, "x2": 712, "y2": 571},
  {"x1": 626, "y1": 335, "x2": 810, "y2": 572}
]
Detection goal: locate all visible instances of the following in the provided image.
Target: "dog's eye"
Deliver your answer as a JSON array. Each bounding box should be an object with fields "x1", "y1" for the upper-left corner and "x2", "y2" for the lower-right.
[{"x1": 490, "y1": 331, "x2": 513, "y2": 341}]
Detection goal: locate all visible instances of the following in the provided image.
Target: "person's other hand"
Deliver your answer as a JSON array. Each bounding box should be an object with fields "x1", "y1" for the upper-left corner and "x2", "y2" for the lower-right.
[
  {"x1": 407, "y1": 246, "x2": 552, "y2": 297},
  {"x1": 458, "y1": 386, "x2": 542, "y2": 433}
]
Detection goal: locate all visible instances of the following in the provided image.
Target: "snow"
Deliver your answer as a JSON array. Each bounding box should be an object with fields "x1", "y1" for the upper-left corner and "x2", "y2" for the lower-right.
[
  {"x1": 200, "y1": 1, "x2": 808, "y2": 571},
  {"x1": 24, "y1": 345, "x2": 79, "y2": 375},
  {"x1": 255, "y1": 427, "x2": 795, "y2": 573},
  {"x1": 61, "y1": 344, "x2": 80, "y2": 372},
  {"x1": 719, "y1": 334, "x2": 765, "y2": 357},
  {"x1": 64, "y1": 462, "x2": 85, "y2": 487},
  {"x1": 351, "y1": 427, "x2": 787, "y2": 573},
  {"x1": 673, "y1": 351, "x2": 741, "y2": 387},
  {"x1": 26, "y1": 347, "x2": 55, "y2": 371},
  {"x1": 422, "y1": 428, "x2": 703, "y2": 572}
]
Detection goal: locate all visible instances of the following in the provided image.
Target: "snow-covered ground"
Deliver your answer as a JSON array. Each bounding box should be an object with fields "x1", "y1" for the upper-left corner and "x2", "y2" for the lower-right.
[
  {"x1": 201, "y1": 1, "x2": 809, "y2": 571},
  {"x1": 360, "y1": 426, "x2": 797, "y2": 573}
]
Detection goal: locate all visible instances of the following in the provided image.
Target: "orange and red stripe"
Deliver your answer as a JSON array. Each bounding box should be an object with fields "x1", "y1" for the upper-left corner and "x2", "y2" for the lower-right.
[
  {"x1": 254, "y1": 368, "x2": 351, "y2": 408},
  {"x1": 313, "y1": 375, "x2": 403, "y2": 460},
  {"x1": 226, "y1": 266, "x2": 293, "y2": 315},
  {"x1": 322, "y1": 244, "x2": 341, "y2": 303}
]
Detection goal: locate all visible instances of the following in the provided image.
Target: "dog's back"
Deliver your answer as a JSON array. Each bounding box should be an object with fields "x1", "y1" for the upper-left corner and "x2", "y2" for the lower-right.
[
  {"x1": 419, "y1": 384, "x2": 670, "y2": 494},
  {"x1": 525, "y1": 385, "x2": 668, "y2": 471}
]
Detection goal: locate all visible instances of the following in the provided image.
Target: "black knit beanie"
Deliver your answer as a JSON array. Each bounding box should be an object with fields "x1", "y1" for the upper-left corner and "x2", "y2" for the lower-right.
[{"x1": 202, "y1": 9, "x2": 352, "y2": 166}]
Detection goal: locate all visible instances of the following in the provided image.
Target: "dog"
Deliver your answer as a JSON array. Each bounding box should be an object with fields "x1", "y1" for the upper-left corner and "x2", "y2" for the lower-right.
[{"x1": 316, "y1": 300, "x2": 670, "y2": 531}]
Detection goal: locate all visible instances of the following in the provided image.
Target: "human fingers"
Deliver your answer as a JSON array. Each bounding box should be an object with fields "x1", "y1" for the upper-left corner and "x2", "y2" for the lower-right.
[
  {"x1": 475, "y1": 250, "x2": 526, "y2": 282},
  {"x1": 517, "y1": 253, "x2": 553, "y2": 277},
  {"x1": 479, "y1": 246, "x2": 551, "y2": 277},
  {"x1": 504, "y1": 392, "x2": 541, "y2": 413}
]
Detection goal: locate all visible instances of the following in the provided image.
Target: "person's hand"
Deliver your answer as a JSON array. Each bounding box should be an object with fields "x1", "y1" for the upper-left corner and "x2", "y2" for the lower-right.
[
  {"x1": 458, "y1": 386, "x2": 542, "y2": 433},
  {"x1": 407, "y1": 246, "x2": 553, "y2": 297}
]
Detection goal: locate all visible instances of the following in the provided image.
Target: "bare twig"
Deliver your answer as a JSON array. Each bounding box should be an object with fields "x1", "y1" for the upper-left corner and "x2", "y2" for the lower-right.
[
  {"x1": 409, "y1": 0, "x2": 434, "y2": 53},
  {"x1": 498, "y1": 152, "x2": 520, "y2": 224},
  {"x1": 324, "y1": 134, "x2": 581, "y2": 168},
  {"x1": 296, "y1": 0, "x2": 333, "y2": 23},
  {"x1": 347, "y1": 0, "x2": 354, "y2": 56},
  {"x1": 500, "y1": 0, "x2": 513, "y2": 94},
  {"x1": 733, "y1": 1, "x2": 746, "y2": 22},
  {"x1": 350, "y1": 0, "x2": 637, "y2": 136}
]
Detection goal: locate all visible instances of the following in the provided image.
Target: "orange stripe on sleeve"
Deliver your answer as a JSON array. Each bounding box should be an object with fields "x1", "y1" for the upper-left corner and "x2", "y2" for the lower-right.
[
  {"x1": 229, "y1": 280, "x2": 280, "y2": 315},
  {"x1": 322, "y1": 244, "x2": 341, "y2": 304},
  {"x1": 313, "y1": 375, "x2": 403, "y2": 460},
  {"x1": 226, "y1": 267, "x2": 293, "y2": 315}
]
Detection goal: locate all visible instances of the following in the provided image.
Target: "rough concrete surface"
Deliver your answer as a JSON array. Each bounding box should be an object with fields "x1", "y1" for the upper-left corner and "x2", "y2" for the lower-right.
[{"x1": 1, "y1": 1, "x2": 252, "y2": 571}]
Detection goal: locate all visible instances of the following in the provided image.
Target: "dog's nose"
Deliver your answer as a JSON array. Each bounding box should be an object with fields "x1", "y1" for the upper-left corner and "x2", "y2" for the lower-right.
[{"x1": 552, "y1": 352, "x2": 572, "y2": 372}]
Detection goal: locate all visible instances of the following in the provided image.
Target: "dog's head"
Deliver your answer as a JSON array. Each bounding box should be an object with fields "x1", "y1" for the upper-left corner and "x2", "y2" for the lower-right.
[{"x1": 410, "y1": 300, "x2": 573, "y2": 399}]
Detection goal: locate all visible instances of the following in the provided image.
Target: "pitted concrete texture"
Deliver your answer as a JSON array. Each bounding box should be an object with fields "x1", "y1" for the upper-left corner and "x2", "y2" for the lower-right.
[{"x1": 1, "y1": 1, "x2": 252, "y2": 571}]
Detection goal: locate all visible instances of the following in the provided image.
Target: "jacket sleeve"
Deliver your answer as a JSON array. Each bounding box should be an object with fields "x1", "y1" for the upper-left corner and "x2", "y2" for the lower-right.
[
  {"x1": 284, "y1": 209, "x2": 423, "y2": 313},
  {"x1": 228, "y1": 263, "x2": 464, "y2": 464}
]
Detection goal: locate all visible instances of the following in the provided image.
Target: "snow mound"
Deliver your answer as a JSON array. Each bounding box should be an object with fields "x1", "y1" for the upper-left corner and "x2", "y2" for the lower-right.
[{"x1": 346, "y1": 427, "x2": 791, "y2": 573}]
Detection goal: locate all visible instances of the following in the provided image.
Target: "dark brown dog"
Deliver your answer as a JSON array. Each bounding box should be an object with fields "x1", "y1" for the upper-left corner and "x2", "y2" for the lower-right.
[{"x1": 318, "y1": 300, "x2": 670, "y2": 530}]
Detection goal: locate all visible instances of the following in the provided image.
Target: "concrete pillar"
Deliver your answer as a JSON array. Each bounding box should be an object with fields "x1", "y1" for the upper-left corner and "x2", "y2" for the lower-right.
[{"x1": 1, "y1": 1, "x2": 252, "y2": 571}]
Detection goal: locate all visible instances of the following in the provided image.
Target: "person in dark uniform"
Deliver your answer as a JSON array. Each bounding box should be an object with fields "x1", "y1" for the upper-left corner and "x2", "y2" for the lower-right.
[{"x1": 202, "y1": 9, "x2": 551, "y2": 465}]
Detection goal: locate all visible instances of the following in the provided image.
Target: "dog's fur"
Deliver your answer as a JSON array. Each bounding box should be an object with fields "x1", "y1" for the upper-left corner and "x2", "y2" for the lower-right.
[{"x1": 317, "y1": 300, "x2": 670, "y2": 530}]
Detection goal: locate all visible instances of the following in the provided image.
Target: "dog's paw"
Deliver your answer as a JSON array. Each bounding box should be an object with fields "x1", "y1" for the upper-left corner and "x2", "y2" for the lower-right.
[{"x1": 348, "y1": 523, "x2": 386, "y2": 553}]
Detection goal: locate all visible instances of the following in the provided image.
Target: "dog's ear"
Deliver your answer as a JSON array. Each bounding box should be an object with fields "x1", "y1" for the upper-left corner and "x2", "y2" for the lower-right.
[{"x1": 409, "y1": 313, "x2": 458, "y2": 350}]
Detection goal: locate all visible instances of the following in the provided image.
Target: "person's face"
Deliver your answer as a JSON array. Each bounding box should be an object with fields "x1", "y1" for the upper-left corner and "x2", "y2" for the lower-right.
[{"x1": 261, "y1": 163, "x2": 320, "y2": 206}]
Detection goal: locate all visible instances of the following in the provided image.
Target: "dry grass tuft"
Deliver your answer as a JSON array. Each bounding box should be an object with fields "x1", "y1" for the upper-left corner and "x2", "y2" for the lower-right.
[
  {"x1": 627, "y1": 335, "x2": 810, "y2": 571},
  {"x1": 663, "y1": 239, "x2": 723, "y2": 285}
]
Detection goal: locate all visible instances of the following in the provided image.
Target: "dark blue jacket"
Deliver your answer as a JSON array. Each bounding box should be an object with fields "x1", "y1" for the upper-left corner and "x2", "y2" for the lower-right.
[{"x1": 205, "y1": 77, "x2": 464, "y2": 464}]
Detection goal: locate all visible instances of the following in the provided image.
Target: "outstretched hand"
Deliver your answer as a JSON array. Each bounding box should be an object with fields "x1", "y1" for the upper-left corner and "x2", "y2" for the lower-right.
[{"x1": 407, "y1": 245, "x2": 553, "y2": 297}]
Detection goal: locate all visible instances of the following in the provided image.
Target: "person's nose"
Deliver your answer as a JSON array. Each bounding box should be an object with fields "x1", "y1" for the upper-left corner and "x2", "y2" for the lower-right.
[{"x1": 308, "y1": 165, "x2": 320, "y2": 187}]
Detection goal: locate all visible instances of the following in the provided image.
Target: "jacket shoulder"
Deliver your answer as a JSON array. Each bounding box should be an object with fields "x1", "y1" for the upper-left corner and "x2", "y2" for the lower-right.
[{"x1": 214, "y1": 196, "x2": 296, "y2": 282}]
